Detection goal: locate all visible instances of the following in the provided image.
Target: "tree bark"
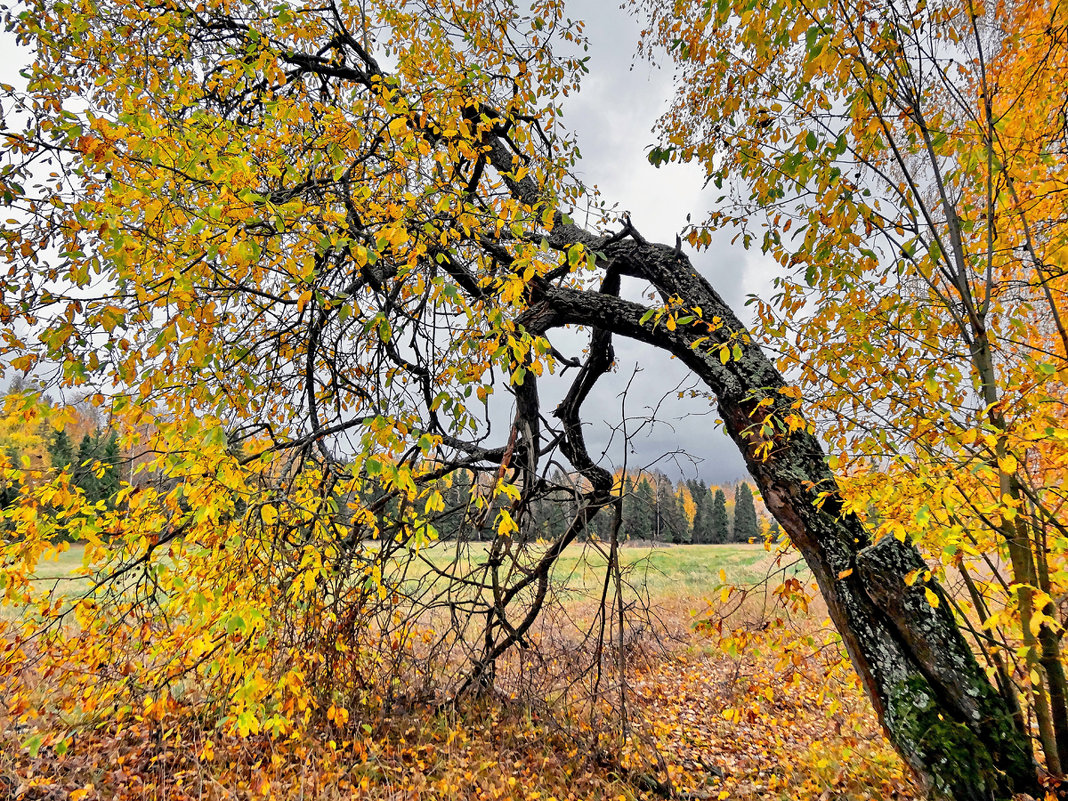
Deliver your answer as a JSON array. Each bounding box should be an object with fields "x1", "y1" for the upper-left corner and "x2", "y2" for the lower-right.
[{"x1": 520, "y1": 238, "x2": 1039, "y2": 800}]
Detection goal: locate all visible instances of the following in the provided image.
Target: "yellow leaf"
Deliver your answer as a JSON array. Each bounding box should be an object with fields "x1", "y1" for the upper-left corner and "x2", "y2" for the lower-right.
[
  {"x1": 997, "y1": 454, "x2": 1018, "y2": 474},
  {"x1": 261, "y1": 504, "x2": 279, "y2": 525},
  {"x1": 924, "y1": 587, "x2": 940, "y2": 608},
  {"x1": 497, "y1": 510, "x2": 518, "y2": 537},
  {"x1": 425, "y1": 490, "x2": 445, "y2": 514}
]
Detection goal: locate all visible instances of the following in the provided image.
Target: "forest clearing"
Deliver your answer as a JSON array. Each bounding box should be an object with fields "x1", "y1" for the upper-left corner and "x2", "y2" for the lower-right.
[
  {"x1": 2, "y1": 542, "x2": 911, "y2": 800},
  {"x1": 1, "y1": 0, "x2": 1066, "y2": 798}
]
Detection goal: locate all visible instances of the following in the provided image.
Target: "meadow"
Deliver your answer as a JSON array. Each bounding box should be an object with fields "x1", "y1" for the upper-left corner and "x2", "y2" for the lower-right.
[
  {"x1": 1, "y1": 539, "x2": 912, "y2": 800},
  {"x1": 23, "y1": 539, "x2": 791, "y2": 585},
  {"x1": 5, "y1": 539, "x2": 800, "y2": 621}
]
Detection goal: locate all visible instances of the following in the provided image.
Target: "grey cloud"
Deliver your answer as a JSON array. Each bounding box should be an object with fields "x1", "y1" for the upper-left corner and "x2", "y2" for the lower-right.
[{"x1": 548, "y1": 0, "x2": 755, "y2": 483}]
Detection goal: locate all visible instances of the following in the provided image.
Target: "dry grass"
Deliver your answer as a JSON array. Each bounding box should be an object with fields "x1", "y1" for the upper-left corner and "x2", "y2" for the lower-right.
[{"x1": 0, "y1": 540, "x2": 917, "y2": 800}]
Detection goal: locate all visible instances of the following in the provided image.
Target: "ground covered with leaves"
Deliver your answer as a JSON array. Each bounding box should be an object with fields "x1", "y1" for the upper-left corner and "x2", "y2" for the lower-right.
[{"x1": 1, "y1": 616, "x2": 915, "y2": 801}]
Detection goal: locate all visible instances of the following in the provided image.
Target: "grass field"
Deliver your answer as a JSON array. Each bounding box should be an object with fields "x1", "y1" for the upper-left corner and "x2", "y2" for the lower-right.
[
  {"x1": 18, "y1": 539, "x2": 803, "y2": 594},
  {"x1": 3, "y1": 539, "x2": 806, "y2": 632},
  {"x1": 22, "y1": 543, "x2": 87, "y2": 581},
  {"x1": 543, "y1": 540, "x2": 806, "y2": 597},
  {"x1": 2, "y1": 539, "x2": 910, "y2": 801}
]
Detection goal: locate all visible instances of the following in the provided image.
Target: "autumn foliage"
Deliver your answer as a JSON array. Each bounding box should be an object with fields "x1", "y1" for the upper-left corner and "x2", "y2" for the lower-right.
[
  {"x1": 0, "y1": 0, "x2": 1065, "y2": 797},
  {"x1": 647, "y1": 0, "x2": 1068, "y2": 780}
]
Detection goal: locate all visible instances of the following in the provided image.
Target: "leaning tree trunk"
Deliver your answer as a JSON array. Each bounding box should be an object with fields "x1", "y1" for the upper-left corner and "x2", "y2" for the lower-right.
[{"x1": 518, "y1": 237, "x2": 1039, "y2": 801}]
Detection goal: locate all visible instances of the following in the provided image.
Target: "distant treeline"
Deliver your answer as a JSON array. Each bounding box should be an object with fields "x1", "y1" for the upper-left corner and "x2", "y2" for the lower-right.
[
  {"x1": 0, "y1": 425, "x2": 123, "y2": 509},
  {"x1": 434, "y1": 470, "x2": 779, "y2": 544},
  {"x1": 47, "y1": 428, "x2": 123, "y2": 506},
  {"x1": 0, "y1": 388, "x2": 125, "y2": 509},
  {"x1": 0, "y1": 390, "x2": 778, "y2": 547}
]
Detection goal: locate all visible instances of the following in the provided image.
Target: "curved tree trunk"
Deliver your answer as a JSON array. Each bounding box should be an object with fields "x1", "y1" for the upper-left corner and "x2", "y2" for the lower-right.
[{"x1": 518, "y1": 238, "x2": 1038, "y2": 800}]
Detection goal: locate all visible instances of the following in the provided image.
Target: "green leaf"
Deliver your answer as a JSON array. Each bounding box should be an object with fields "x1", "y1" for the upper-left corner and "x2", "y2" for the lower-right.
[
  {"x1": 646, "y1": 145, "x2": 675, "y2": 167},
  {"x1": 806, "y1": 131, "x2": 818, "y2": 151},
  {"x1": 202, "y1": 426, "x2": 227, "y2": 448},
  {"x1": 24, "y1": 734, "x2": 43, "y2": 757}
]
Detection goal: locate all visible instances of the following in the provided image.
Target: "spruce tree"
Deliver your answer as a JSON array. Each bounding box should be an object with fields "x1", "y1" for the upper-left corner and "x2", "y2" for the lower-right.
[
  {"x1": 733, "y1": 482, "x2": 760, "y2": 543},
  {"x1": 633, "y1": 478, "x2": 656, "y2": 541},
  {"x1": 74, "y1": 432, "x2": 100, "y2": 501},
  {"x1": 98, "y1": 431, "x2": 122, "y2": 503},
  {"x1": 48, "y1": 429, "x2": 74, "y2": 471},
  {"x1": 441, "y1": 470, "x2": 471, "y2": 540},
  {"x1": 0, "y1": 445, "x2": 20, "y2": 508},
  {"x1": 690, "y1": 480, "x2": 711, "y2": 543},
  {"x1": 619, "y1": 476, "x2": 637, "y2": 541},
  {"x1": 767, "y1": 517, "x2": 783, "y2": 542},
  {"x1": 656, "y1": 477, "x2": 688, "y2": 544},
  {"x1": 711, "y1": 488, "x2": 729, "y2": 544},
  {"x1": 535, "y1": 469, "x2": 571, "y2": 542}
]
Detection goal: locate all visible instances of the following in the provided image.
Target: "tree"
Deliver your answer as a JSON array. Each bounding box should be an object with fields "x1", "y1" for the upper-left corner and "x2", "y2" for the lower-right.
[
  {"x1": 618, "y1": 474, "x2": 638, "y2": 541},
  {"x1": 691, "y1": 480, "x2": 713, "y2": 544},
  {"x1": 646, "y1": 0, "x2": 1068, "y2": 785},
  {"x1": 445, "y1": 469, "x2": 473, "y2": 540},
  {"x1": 677, "y1": 481, "x2": 697, "y2": 542},
  {"x1": 69, "y1": 430, "x2": 122, "y2": 506},
  {"x1": 0, "y1": 0, "x2": 1040, "y2": 795},
  {"x1": 710, "y1": 488, "x2": 729, "y2": 545},
  {"x1": 73, "y1": 432, "x2": 100, "y2": 502},
  {"x1": 732, "y1": 482, "x2": 759, "y2": 544},
  {"x1": 655, "y1": 475, "x2": 688, "y2": 544},
  {"x1": 47, "y1": 429, "x2": 74, "y2": 472},
  {"x1": 534, "y1": 470, "x2": 570, "y2": 542},
  {"x1": 97, "y1": 431, "x2": 122, "y2": 503},
  {"x1": 633, "y1": 478, "x2": 657, "y2": 541},
  {"x1": 766, "y1": 517, "x2": 783, "y2": 543},
  {"x1": 0, "y1": 445, "x2": 20, "y2": 509}
]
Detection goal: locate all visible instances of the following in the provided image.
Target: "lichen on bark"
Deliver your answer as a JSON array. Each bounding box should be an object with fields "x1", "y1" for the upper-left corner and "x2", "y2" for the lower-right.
[{"x1": 887, "y1": 676, "x2": 1000, "y2": 801}]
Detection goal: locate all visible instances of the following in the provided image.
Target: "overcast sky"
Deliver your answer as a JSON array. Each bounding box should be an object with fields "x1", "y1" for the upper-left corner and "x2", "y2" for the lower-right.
[
  {"x1": 548, "y1": 1, "x2": 769, "y2": 484},
  {"x1": 0, "y1": 2, "x2": 773, "y2": 486}
]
